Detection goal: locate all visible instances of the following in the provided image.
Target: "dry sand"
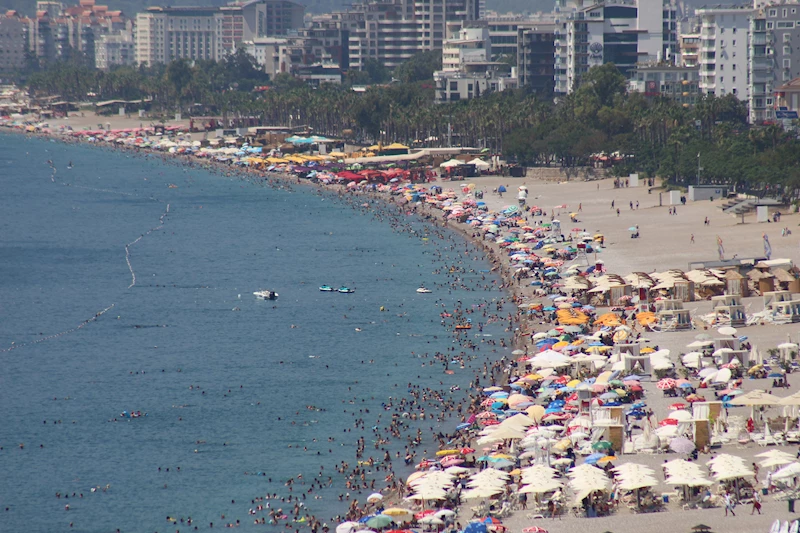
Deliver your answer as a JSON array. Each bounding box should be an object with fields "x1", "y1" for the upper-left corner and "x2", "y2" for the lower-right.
[{"x1": 429, "y1": 175, "x2": 800, "y2": 532}]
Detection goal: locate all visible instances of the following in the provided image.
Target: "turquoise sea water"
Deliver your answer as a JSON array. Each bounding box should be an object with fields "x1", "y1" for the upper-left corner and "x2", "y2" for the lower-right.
[{"x1": 0, "y1": 134, "x2": 510, "y2": 533}]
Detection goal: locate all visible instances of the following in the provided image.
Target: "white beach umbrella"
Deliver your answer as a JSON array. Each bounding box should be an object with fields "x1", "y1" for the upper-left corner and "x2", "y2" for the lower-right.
[
  {"x1": 666, "y1": 475, "x2": 714, "y2": 487},
  {"x1": 337, "y1": 522, "x2": 360, "y2": 533},
  {"x1": 520, "y1": 478, "x2": 564, "y2": 494},
  {"x1": 773, "y1": 462, "x2": 800, "y2": 480},
  {"x1": 461, "y1": 486, "x2": 505, "y2": 499}
]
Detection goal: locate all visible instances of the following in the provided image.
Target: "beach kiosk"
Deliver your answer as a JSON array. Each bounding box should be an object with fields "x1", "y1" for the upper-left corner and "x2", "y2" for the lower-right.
[
  {"x1": 710, "y1": 295, "x2": 746, "y2": 327},
  {"x1": 723, "y1": 270, "x2": 750, "y2": 297}
]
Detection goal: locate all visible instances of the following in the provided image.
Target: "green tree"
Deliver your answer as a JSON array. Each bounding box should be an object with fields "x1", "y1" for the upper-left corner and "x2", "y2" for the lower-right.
[{"x1": 393, "y1": 51, "x2": 443, "y2": 84}]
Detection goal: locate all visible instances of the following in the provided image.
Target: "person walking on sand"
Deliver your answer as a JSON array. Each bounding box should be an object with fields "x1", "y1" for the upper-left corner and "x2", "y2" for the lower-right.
[
  {"x1": 724, "y1": 490, "x2": 736, "y2": 517},
  {"x1": 691, "y1": 234, "x2": 695, "y2": 244},
  {"x1": 752, "y1": 488, "x2": 762, "y2": 515}
]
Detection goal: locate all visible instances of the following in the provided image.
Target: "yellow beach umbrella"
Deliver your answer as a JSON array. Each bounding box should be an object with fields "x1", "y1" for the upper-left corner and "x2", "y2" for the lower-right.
[
  {"x1": 490, "y1": 453, "x2": 514, "y2": 460},
  {"x1": 567, "y1": 379, "x2": 581, "y2": 388},
  {"x1": 436, "y1": 449, "x2": 461, "y2": 457},
  {"x1": 383, "y1": 508, "x2": 414, "y2": 517}
]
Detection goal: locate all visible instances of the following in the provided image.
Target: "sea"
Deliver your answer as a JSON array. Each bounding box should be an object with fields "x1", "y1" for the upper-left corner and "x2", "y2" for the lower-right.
[{"x1": 0, "y1": 133, "x2": 511, "y2": 533}]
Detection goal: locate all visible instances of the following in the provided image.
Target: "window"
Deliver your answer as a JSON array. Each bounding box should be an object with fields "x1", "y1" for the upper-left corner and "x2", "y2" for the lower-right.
[
  {"x1": 732, "y1": 40, "x2": 736, "y2": 46},
  {"x1": 777, "y1": 21, "x2": 795, "y2": 29},
  {"x1": 767, "y1": 97, "x2": 773, "y2": 105},
  {"x1": 768, "y1": 22, "x2": 774, "y2": 29},
  {"x1": 732, "y1": 27, "x2": 737, "y2": 34},
  {"x1": 733, "y1": 88, "x2": 737, "y2": 95},
  {"x1": 785, "y1": 58, "x2": 792, "y2": 68},
  {"x1": 720, "y1": 76, "x2": 724, "y2": 82},
  {"x1": 720, "y1": 64, "x2": 724, "y2": 71},
  {"x1": 733, "y1": 64, "x2": 736, "y2": 70},
  {"x1": 785, "y1": 46, "x2": 791, "y2": 54}
]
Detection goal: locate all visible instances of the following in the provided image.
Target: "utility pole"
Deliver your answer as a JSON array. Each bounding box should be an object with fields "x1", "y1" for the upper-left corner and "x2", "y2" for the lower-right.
[{"x1": 697, "y1": 152, "x2": 702, "y2": 186}]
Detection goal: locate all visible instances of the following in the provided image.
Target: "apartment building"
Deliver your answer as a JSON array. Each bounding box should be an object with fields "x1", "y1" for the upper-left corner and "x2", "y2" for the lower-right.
[
  {"x1": 135, "y1": 7, "x2": 224, "y2": 65},
  {"x1": 517, "y1": 24, "x2": 556, "y2": 94},
  {"x1": 0, "y1": 12, "x2": 27, "y2": 71},
  {"x1": 558, "y1": 0, "x2": 676, "y2": 93},
  {"x1": 95, "y1": 29, "x2": 135, "y2": 69},
  {"x1": 628, "y1": 64, "x2": 701, "y2": 105},
  {"x1": 696, "y1": 6, "x2": 750, "y2": 101},
  {"x1": 750, "y1": 4, "x2": 800, "y2": 122},
  {"x1": 27, "y1": 0, "x2": 130, "y2": 64},
  {"x1": 434, "y1": 21, "x2": 516, "y2": 102},
  {"x1": 679, "y1": 33, "x2": 700, "y2": 67}
]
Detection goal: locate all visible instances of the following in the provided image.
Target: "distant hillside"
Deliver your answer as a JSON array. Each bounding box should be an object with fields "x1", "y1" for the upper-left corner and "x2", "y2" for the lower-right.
[{"x1": 1, "y1": 0, "x2": 351, "y2": 16}]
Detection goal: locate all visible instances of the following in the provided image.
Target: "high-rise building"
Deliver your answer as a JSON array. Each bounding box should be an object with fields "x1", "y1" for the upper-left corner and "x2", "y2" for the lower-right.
[
  {"x1": 312, "y1": 0, "x2": 478, "y2": 73},
  {"x1": 749, "y1": 4, "x2": 800, "y2": 123},
  {"x1": 555, "y1": 0, "x2": 677, "y2": 94},
  {"x1": 219, "y1": 0, "x2": 304, "y2": 51},
  {"x1": 434, "y1": 21, "x2": 516, "y2": 103},
  {"x1": 135, "y1": 1, "x2": 304, "y2": 67},
  {"x1": 135, "y1": 7, "x2": 224, "y2": 65},
  {"x1": 696, "y1": 6, "x2": 751, "y2": 102},
  {"x1": 517, "y1": 24, "x2": 556, "y2": 94},
  {"x1": 0, "y1": 11, "x2": 27, "y2": 71},
  {"x1": 95, "y1": 30, "x2": 135, "y2": 69},
  {"x1": 27, "y1": 0, "x2": 129, "y2": 64}
]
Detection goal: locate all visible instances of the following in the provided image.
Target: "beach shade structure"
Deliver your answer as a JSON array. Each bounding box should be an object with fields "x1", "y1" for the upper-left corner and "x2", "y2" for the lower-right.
[
  {"x1": 669, "y1": 437, "x2": 696, "y2": 454},
  {"x1": 461, "y1": 486, "x2": 505, "y2": 499},
  {"x1": 729, "y1": 389, "x2": 780, "y2": 406},
  {"x1": 367, "y1": 515, "x2": 395, "y2": 529},
  {"x1": 773, "y1": 462, "x2": 800, "y2": 481},
  {"x1": 418, "y1": 516, "x2": 445, "y2": 526},
  {"x1": 434, "y1": 509, "x2": 456, "y2": 519}
]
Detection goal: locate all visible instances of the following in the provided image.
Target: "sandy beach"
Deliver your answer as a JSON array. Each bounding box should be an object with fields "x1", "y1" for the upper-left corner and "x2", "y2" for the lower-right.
[{"x1": 9, "y1": 110, "x2": 800, "y2": 533}]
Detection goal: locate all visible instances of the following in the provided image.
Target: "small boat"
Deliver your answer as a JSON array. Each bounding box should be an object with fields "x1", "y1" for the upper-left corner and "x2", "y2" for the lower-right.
[
  {"x1": 253, "y1": 290, "x2": 278, "y2": 300},
  {"x1": 416, "y1": 287, "x2": 432, "y2": 294},
  {"x1": 338, "y1": 287, "x2": 355, "y2": 294},
  {"x1": 454, "y1": 323, "x2": 472, "y2": 330},
  {"x1": 319, "y1": 285, "x2": 334, "y2": 292}
]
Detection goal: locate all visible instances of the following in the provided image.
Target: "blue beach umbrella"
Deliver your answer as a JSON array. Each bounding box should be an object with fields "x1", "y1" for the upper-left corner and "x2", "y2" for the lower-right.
[{"x1": 584, "y1": 453, "x2": 606, "y2": 465}]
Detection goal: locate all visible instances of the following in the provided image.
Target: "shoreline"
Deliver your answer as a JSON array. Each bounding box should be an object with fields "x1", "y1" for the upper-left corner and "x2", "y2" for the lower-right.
[{"x1": 2, "y1": 126, "x2": 523, "y2": 527}]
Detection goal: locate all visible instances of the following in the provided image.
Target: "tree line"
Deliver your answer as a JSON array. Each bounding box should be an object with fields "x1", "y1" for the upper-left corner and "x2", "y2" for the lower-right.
[{"x1": 20, "y1": 56, "x2": 800, "y2": 200}]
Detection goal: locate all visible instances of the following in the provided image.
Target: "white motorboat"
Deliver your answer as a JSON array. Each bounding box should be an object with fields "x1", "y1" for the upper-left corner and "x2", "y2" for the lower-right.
[
  {"x1": 253, "y1": 290, "x2": 278, "y2": 300},
  {"x1": 416, "y1": 287, "x2": 432, "y2": 293}
]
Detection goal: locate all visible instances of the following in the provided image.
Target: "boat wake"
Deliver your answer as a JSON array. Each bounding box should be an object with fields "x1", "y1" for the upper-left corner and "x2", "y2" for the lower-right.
[{"x1": 125, "y1": 203, "x2": 170, "y2": 288}]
